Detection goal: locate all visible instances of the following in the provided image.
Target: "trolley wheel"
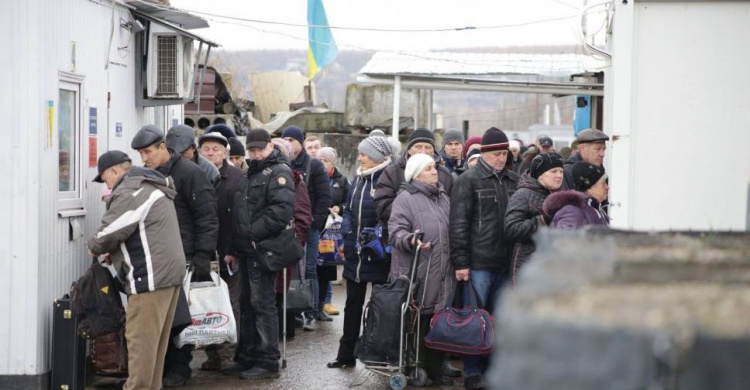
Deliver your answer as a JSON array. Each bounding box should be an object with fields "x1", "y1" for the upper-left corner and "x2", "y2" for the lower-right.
[
  {"x1": 389, "y1": 372, "x2": 407, "y2": 390},
  {"x1": 408, "y1": 367, "x2": 428, "y2": 387}
]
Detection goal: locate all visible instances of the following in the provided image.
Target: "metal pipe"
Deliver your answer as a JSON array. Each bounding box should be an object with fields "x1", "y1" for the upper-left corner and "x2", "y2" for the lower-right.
[
  {"x1": 358, "y1": 75, "x2": 605, "y2": 97},
  {"x1": 392, "y1": 75, "x2": 401, "y2": 141}
]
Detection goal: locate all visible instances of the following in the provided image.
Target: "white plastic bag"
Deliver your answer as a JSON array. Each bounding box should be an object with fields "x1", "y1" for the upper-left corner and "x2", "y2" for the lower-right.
[
  {"x1": 176, "y1": 270, "x2": 237, "y2": 348},
  {"x1": 324, "y1": 214, "x2": 343, "y2": 230}
]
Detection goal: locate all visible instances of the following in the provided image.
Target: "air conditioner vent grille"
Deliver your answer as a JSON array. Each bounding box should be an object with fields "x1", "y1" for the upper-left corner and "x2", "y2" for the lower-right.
[{"x1": 156, "y1": 36, "x2": 178, "y2": 96}]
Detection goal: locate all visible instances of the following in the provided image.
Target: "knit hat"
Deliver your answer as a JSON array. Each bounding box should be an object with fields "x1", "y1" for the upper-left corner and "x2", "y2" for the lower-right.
[
  {"x1": 271, "y1": 137, "x2": 294, "y2": 160},
  {"x1": 369, "y1": 129, "x2": 386, "y2": 138},
  {"x1": 317, "y1": 147, "x2": 337, "y2": 165},
  {"x1": 228, "y1": 137, "x2": 245, "y2": 156},
  {"x1": 404, "y1": 153, "x2": 435, "y2": 183},
  {"x1": 480, "y1": 127, "x2": 510, "y2": 152},
  {"x1": 529, "y1": 152, "x2": 564, "y2": 179},
  {"x1": 509, "y1": 139, "x2": 521, "y2": 152},
  {"x1": 442, "y1": 129, "x2": 465, "y2": 149},
  {"x1": 572, "y1": 161, "x2": 606, "y2": 192},
  {"x1": 466, "y1": 149, "x2": 481, "y2": 166},
  {"x1": 358, "y1": 136, "x2": 392, "y2": 163},
  {"x1": 462, "y1": 136, "x2": 482, "y2": 158},
  {"x1": 387, "y1": 137, "x2": 402, "y2": 157},
  {"x1": 281, "y1": 126, "x2": 305, "y2": 145},
  {"x1": 407, "y1": 127, "x2": 435, "y2": 150},
  {"x1": 205, "y1": 124, "x2": 236, "y2": 140}
]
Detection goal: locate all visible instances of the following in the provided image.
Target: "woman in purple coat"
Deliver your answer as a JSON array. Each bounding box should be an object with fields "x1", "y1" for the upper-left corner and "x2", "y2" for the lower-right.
[{"x1": 543, "y1": 161, "x2": 609, "y2": 229}]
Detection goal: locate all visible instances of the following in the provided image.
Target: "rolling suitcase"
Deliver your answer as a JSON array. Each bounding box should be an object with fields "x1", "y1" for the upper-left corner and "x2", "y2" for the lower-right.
[{"x1": 51, "y1": 294, "x2": 86, "y2": 390}]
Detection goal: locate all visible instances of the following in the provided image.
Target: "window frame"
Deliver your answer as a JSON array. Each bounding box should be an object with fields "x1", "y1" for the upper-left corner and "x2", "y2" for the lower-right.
[{"x1": 57, "y1": 72, "x2": 85, "y2": 211}]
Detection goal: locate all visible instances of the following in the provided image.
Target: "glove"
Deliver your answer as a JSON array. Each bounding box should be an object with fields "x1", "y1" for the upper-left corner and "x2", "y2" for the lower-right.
[{"x1": 191, "y1": 252, "x2": 211, "y2": 281}]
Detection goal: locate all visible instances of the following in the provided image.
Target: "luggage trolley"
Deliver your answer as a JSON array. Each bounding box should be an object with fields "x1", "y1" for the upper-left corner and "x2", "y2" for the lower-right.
[{"x1": 363, "y1": 232, "x2": 429, "y2": 390}]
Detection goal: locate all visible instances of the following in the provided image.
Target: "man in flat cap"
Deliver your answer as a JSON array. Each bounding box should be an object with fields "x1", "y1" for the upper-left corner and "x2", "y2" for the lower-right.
[
  {"x1": 88, "y1": 151, "x2": 185, "y2": 390},
  {"x1": 166, "y1": 125, "x2": 220, "y2": 189},
  {"x1": 562, "y1": 128, "x2": 610, "y2": 190},
  {"x1": 131, "y1": 125, "x2": 219, "y2": 386}
]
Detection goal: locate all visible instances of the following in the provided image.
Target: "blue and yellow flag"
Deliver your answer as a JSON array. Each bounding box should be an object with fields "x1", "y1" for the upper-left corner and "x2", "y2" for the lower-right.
[{"x1": 307, "y1": 0, "x2": 338, "y2": 80}]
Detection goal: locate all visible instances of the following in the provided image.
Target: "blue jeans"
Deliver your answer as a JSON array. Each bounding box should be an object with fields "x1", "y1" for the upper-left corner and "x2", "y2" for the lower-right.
[
  {"x1": 462, "y1": 270, "x2": 507, "y2": 377},
  {"x1": 326, "y1": 282, "x2": 333, "y2": 304},
  {"x1": 305, "y1": 228, "x2": 320, "y2": 315}
]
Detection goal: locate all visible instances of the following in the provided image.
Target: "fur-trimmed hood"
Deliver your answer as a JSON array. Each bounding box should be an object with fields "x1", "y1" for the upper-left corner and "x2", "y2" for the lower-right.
[{"x1": 543, "y1": 190, "x2": 587, "y2": 217}]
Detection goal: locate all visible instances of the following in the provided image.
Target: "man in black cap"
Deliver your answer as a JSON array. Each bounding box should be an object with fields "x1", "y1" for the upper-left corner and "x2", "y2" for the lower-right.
[
  {"x1": 374, "y1": 127, "x2": 454, "y2": 227},
  {"x1": 228, "y1": 128, "x2": 295, "y2": 380},
  {"x1": 89, "y1": 151, "x2": 185, "y2": 390},
  {"x1": 562, "y1": 128, "x2": 609, "y2": 190},
  {"x1": 281, "y1": 126, "x2": 332, "y2": 327},
  {"x1": 166, "y1": 125, "x2": 220, "y2": 189},
  {"x1": 130, "y1": 124, "x2": 219, "y2": 387},
  {"x1": 197, "y1": 132, "x2": 245, "y2": 371},
  {"x1": 449, "y1": 127, "x2": 519, "y2": 389},
  {"x1": 537, "y1": 136, "x2": 555, "y2": 153},
  {"x1": 227, "y1": 137, "x2": 248, "y2": 171},
  {"x1": 440, "y1": 129, "x2": 465, "y2": 175}
]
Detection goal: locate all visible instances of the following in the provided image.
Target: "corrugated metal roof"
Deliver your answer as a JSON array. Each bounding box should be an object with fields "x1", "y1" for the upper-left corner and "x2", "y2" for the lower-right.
[
  {"x1": 359, "y1": 52, "x2": 606, "y2": 78},
  {"x1": 125, "y1": 0, "x2": 209, "y2": 29}
]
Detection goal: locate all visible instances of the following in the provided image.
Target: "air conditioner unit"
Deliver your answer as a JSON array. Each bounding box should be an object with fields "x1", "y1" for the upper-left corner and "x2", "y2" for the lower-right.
[{"x1": 146, "y1": 33, "x2": 192, "y2": 99}]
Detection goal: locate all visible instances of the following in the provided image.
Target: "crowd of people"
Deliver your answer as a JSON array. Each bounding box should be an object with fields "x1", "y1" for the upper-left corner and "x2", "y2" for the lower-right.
[{"x1": 87, "y1": 123, "x2": 610, "y2": 389}]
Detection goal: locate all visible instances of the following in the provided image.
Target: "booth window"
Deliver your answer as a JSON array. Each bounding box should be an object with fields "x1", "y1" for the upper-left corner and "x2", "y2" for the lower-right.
[{"x1": 58, "y1": 74, "x2": 84, "y2": 211}]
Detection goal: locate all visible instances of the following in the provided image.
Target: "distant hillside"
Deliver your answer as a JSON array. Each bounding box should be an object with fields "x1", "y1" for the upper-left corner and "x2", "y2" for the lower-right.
[{"x1": 209, "y1": 46, "x2": 582, "y2": 136}]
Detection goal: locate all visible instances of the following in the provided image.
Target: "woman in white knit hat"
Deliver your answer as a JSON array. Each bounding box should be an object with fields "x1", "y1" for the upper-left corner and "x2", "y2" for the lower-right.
[{"x1": 387, "y1": 153, "x2": 453, "y2": 386}]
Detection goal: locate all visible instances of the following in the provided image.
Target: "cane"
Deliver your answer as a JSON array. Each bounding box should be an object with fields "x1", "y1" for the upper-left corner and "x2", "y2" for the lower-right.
[{"x1": 282, "y1": 266, "x2": 288, "y2": 369}]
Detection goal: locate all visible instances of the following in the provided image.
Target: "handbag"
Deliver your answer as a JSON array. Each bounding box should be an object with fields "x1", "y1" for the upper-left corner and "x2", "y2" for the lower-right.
[
  {"x1": 318, "y1": 215, "x2": 345, "y2": 266},
  {"x1": 356, "y1": 223, "x2": 392, "y2": 262},
  {"x1": 424, "y1": 281, "x2": 495, "y2": 356},
  {"x1": 176, "y1": 270, "x2": 238, "y2": 348},
  {"x1": 256, "y1": 225, "x2": 305, "y2": 272},
  {"x1": 92, "y1": 329, "x2": 128, "y2": 375},
  {"x1": 70, "y1": 258, "x2": 125, "y2": 339},
  {"x1": 286, "y1": 259, "x2": 315, "y2": 312}
]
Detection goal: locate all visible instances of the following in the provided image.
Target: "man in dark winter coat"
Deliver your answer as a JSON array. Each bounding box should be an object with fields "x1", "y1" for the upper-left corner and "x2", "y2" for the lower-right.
[
  {"x1": 229, "y1": 128, "x2": 296, "y2": 380},
  {"x1": 374, "y1": 128, "x2": 454, "y2": 226},
  {"x1": 449, "y1": 127, "x2": 519, "y2": 389},
  {"x1": 504, "y1": 153, "x2": 564, "y2": 282},
  {"x1": 166, "y1": 124, "x2": 221, "y2": 189},
  {"x1": 131, "y1": 124, "x2": 219, "y2": 387},
  {"x1": 282, "y1": 126, "x2": 332, "y2": 328},
  {"x1": 197, "y1": 132, "x2": 244, "y2": 371},
  {"x1": 440, "y1": 129, "x2": 465, "y2": 174},
  {"x1": 562, "y1": 128, "x2": 609, "y2": 190}
]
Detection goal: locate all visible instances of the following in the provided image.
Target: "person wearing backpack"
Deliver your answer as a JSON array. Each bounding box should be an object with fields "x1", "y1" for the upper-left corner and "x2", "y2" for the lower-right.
[
  {"x1": 327, "y1": 136, "x2": 392, "y2": 369},
  {"x1": 88, "y1": 151, "x2": 185, "y2": 390},
  {"x1": 389, "y1": 153, "x2": 454, "y2": 386}
]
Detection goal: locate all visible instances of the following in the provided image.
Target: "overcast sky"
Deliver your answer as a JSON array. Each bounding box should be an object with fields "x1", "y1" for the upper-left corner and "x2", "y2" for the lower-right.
[{"x1": 170, "y1": 0, "x2": 587, "y2": 52}]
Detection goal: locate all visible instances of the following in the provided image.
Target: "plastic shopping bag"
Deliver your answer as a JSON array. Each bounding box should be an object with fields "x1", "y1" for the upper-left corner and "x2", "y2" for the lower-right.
[
  {"x1": 319, "y1": 214, "x2": 345, "y2": 266},
  {"x1": 176, "y1": 270, "x2": 237, "y2": 348}
]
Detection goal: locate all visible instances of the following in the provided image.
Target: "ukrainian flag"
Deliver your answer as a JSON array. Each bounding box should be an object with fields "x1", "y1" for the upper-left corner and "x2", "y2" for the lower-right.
[{"x1": 307, "y1": 0, "x2": 338, "y2": 80}]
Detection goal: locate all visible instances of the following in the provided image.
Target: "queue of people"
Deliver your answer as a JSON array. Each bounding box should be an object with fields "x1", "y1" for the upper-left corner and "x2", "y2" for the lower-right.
[{"x1": 87, "y1": 123, "x2": 610, "y2": 390}]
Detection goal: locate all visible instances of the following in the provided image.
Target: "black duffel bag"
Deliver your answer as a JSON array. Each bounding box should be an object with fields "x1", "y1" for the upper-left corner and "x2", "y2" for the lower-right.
[{"x1": 255, "y1": 226, "x2": 305, "y2": 272}]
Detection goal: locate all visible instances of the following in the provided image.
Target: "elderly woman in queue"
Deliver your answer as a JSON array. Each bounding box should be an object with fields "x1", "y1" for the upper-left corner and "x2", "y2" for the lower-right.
[
  {"x1": 388, "y1": 153, "x2": 453, "y2": 386},
  {"x1": 542, "y1": 161, "x2": 610, "y2": 229},
  {"x1": 327, "y1": 136, "x2": 393, "y2": 369},
  {"x1": 504, "y1": 153, "x2": 564, "y2": 282},
  {"x1": 316, "y1": 147, "x2": 351, "y2": 318}
]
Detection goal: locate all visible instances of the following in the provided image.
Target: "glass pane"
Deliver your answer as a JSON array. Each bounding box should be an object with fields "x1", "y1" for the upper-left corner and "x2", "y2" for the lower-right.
[{"x1": 59, "y1": 89, "x2": 76, "y2": 192}]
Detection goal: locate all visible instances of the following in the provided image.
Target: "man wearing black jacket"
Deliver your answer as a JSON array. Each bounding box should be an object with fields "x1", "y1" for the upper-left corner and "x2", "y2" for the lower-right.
[
  {"x1": 197, "y1": 131, "x2": 244, "y2": 371},
  {"x1": 449, "y1": 127, "x2": 518, "y2": 389},
  {"x1": 282, "y1": 126, "x2": 332, "y2": 328},
  {"x1": 131, "y1": 125, "x2": 219, "y2": 387},
  {"x1": 229, "y1": 128, "x2": 296, "y2": 380}
]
